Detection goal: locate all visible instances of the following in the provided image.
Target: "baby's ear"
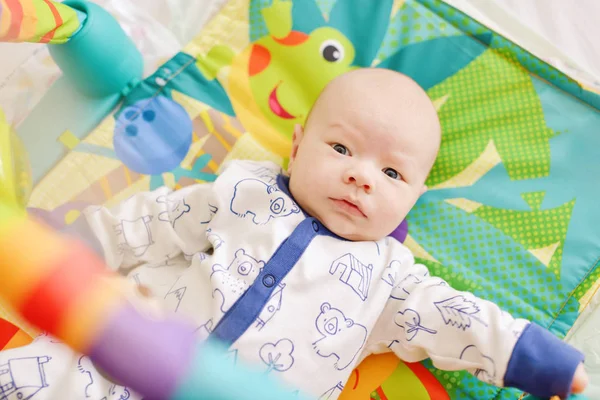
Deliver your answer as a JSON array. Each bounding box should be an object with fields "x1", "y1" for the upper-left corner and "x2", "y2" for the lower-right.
[
  {"x1": 235, "y1": 249, "x2": 245, "y2": 258},
  {"x1": 292, "y1": 124, "x2": 304, "y2": 147},
  {"x1": 288, "y1": 124, "x2": 304, "y2": 174}
]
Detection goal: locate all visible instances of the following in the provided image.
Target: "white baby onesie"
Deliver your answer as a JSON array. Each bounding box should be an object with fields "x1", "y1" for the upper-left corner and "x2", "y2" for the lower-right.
[
  {"x1": 0, "y1": 160, "x2": 579, "y2": 400},
  {"x1": 85, "y1": 160, "x2": 531, "y2": 397}
]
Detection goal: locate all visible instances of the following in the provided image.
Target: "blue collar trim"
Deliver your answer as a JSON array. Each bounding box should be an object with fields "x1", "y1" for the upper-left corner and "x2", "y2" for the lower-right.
[{"x1": 276, "y1": 174, "x2": 346, "y2": 241}]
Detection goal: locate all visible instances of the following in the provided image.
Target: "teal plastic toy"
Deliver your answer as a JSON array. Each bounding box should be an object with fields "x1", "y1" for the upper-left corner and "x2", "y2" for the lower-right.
[{"x1": 48, "y1": 0, "x2": 143, "y2": 98}]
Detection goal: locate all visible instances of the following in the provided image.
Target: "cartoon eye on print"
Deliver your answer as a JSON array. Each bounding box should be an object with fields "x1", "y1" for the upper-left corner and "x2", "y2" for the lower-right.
[
  {"x1": 270, "y1": 197, "x2": 285, "y2": 214},
  {"x1": 320, "y1": 40, "x2": 345, "y2": 63},
  {"x1": 238, "y1": 261, "x2": 253, "y2": 276},
  {"x1": 325, "y1": 317, "x2": 339, "y2": 335}
]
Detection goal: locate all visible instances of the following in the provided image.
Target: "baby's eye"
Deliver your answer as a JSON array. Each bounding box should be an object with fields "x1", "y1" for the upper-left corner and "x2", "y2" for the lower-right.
[
  {"x1": 332, "y1": 143, "x2": 349, "y2": 156},
  {"x1": 383, "y1": 168, "x2": 401, "y2": 180}
]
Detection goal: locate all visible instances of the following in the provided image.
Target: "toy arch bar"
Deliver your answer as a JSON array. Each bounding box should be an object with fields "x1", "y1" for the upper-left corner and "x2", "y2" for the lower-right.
[
  {"x1": 0, "y1": 198, "x2": 307, "y2": 400},
  {"x1": 0, "y1": 0, "x2": 306, "y2": 397}
]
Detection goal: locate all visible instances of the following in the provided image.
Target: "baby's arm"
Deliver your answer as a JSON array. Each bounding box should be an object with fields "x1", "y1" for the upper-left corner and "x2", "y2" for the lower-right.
[
  {"x1": 80, "y1": 183, "x2": 216, "y2": 272},
  {"x1": 367, "y1": 257, "x2": 585, "y2": 399}
]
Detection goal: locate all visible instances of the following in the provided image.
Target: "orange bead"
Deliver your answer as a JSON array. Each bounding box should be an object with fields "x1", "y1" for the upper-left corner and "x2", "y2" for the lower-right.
[
  {"x1": 0, "y1": 216, "x2": 69, "y2": 309},
  {"x1": 19, "y1": 240, "x2": 107, "y2": 335},
  {"x1": 55, "y1": 274, "x2": 125, "y2": 353}
]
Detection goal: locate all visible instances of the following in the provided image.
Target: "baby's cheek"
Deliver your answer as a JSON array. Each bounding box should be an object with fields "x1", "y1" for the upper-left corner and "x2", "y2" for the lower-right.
[{"x1": 376, "y1": 203, "x2": 407, "y2": 232}]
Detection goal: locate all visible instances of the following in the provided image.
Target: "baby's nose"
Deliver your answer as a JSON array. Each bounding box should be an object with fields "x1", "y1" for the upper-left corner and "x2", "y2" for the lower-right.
[{"x1": 345, "y1": 171, "x2": 373, "y2": 193}]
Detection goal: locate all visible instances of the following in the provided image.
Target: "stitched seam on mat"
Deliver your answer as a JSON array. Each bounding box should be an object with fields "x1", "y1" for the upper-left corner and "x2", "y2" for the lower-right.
[
  {"x1": 569, "y1": 272, "x2": 600, "y2": 334},
  {"x1": 117, "y1": 0, "x2": 239, "y2": 130},
  {"x1": 493, "y1": 257, "x2": 600, "y2": 400},
  {"x1": 419, "y1": 0, "x2": 600, "y2": 113},
  {"x1": 113, "y1": 56, "x2": 197, "y2": 136},
  {"x1": 547, "y1": 257, "x2": 600, "y2": 332}
]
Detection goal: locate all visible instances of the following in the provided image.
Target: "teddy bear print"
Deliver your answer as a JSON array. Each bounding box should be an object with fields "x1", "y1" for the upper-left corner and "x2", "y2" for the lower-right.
[
  {"x1": 157, "y1": 195, "x2": 191, "y2": 228},
  {"x1": 211, "y1": 249, "x2": 266, "y2": 313},
  {"x1": 313, "y1": 302, "x2": 367, "y2": 370},
  {"x1": 230, "y1": 178, "x2": 300, "y2": 225}
]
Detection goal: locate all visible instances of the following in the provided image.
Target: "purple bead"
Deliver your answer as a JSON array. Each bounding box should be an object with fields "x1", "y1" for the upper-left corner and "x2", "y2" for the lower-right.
[{"x1": 89, "y1": 304, "x2": 197, "y2": 400}]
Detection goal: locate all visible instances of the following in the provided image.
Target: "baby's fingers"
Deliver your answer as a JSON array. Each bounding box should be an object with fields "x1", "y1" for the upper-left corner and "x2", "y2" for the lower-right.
[{"x1": 571, "y1": 363, "x2": 589, "y2": 394}]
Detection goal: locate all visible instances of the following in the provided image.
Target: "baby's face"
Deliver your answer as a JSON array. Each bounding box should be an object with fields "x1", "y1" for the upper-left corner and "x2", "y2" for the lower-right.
[{"x1": 288, "y1": 69, "x2": 439, "y2": 241}]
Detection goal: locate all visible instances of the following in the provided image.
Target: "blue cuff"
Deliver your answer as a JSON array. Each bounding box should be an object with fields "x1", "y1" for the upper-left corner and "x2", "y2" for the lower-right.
[{"x1": 504, "y1": 323, "x2": 585, "y2": 399}]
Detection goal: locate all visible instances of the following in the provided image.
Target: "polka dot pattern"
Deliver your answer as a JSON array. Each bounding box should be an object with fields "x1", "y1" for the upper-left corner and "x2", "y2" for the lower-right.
[
  {"x1": 417, "y1": 258, "x2": 481, "y2": 293},
  {"x1": 422, "y1": 359, "x2": 504, "y2": 399},
  {"x1": 521, "y1": 191, "x2": 545, "y2": 211},
  {"x1": 241, "y1": 2, "x2": 596, "y2": 399},
  {"x1": 249, "y1": 0, "x2": 271, "y2": 42},
  {"x1": 374, "y1": 1, "x2": 463, "y2": 62},
  {"x1": 474, "y1": 196, "x2": 575, "y2": 278},
  {"x1": 407, "y1": 200, "x2": 565, "y2": 325},
  {"x1": 427, "y1": 50, "x2": 555, "y2": 186},
  {"x1": 423, "y1": 0, "x2": 586, "y2": 96},
  {"x1": 574, "y1": 267, "x2": 600, "y2": 302}
]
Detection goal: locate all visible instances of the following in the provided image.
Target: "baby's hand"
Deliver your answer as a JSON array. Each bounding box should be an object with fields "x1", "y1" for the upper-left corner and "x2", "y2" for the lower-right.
[
  {"x1": 571, "y1": 363, "x2": 588, "y2": 394},
  {"x1": 548, "y1": 363, "x2": 587, "y2": 400}
]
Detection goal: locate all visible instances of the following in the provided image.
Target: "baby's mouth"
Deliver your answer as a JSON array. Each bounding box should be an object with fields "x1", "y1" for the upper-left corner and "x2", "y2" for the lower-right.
[
  {"x1": 268, "y1": 83, "x2": 296, "y2": 119},
  {"x1": 330, "y1": 198, "x2": 367, "y2": 218}
]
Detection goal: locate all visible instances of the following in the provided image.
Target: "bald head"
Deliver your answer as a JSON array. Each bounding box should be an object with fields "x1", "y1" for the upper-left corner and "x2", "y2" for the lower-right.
[{"x1": 305, "y1": 68, "x2": 441, "y2": 172}]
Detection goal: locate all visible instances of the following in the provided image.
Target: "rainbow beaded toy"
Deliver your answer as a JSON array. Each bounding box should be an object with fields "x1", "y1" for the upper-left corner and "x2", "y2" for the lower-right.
[{"x1": 0, "y1": 113, "x2": 304, "y2": 400}]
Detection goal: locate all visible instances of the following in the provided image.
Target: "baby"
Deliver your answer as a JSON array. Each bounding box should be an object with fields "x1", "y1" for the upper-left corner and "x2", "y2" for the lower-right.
[{"x1": 0, "y1": 68, "x2": 589, "y2": 400}]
